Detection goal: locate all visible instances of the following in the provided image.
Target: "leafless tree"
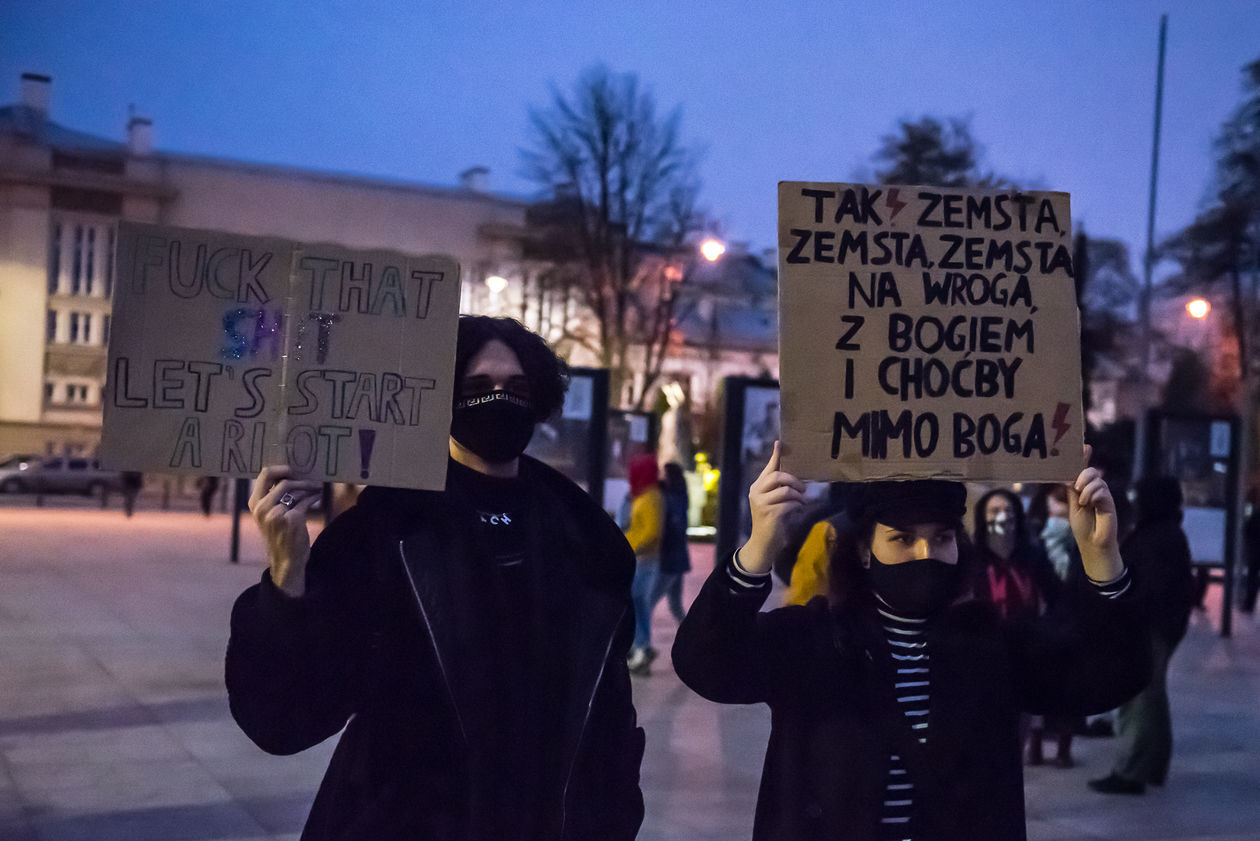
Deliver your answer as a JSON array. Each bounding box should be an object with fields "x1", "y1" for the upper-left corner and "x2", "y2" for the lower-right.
[{"x1": 521, "y1": 64, "x2": 702, "y2": 407}]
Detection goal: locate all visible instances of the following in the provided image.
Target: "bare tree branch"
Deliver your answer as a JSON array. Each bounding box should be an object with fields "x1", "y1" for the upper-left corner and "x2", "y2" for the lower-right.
[{"x1": 521, "y1": 64, "x2": 702, "y2": 406}]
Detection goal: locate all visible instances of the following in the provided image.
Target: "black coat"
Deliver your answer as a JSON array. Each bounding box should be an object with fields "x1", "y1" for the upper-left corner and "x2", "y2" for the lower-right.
[
  {"x1": 226, "y1": 456, "x2": 645, "y2": 841},
  {"x1": 672, "y1": 561, "x2": 1150, "y2": 841},
  {"x1": 1121, "y1": 517, "x2": 1195, "y2": 646}
]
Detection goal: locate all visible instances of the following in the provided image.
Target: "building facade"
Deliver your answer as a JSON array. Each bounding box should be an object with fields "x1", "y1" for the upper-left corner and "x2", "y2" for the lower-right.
[
  {"x1": 1, "y1": 73, "x2": 780, "y2": 465},
  {"x1": 0, "y1": 73, "x2": 530, "y2": 459}
]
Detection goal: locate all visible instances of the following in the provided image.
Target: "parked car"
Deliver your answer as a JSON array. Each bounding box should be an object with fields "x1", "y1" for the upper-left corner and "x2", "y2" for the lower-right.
[
  {"x1": 0, "y1": 454, "x2": 44, "y2": 493},
  {"x1": 0, "y1": 456, "x2": 125, "y2": 496}
]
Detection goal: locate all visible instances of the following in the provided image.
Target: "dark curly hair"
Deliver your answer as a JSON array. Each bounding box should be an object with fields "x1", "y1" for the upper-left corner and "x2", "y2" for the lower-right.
[{"x1": 453, "y1": 315, "x2": 569, "y2": 422}]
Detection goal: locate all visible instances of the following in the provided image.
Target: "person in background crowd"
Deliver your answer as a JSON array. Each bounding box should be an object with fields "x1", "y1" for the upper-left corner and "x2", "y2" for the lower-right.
[
  {"x1": 971, "y1": 489, "x2": 1060, "y2": 621},
  {"x1": 651, "y1": 462, "x2": 692, "y2": 625},
  {"x1": 1241, "y1": 487, "x2": 1259, "y2": 614},
  {"x1": 227, "y1": 315, "x2": 645, "y2": 840},
  {"x1": 775, "y1": 482, "x2": 846, "y2": 606},
  {"x1": 120, "y1": 470, "x2": 143, "y2": 517},
  {"x1": 625, "y1": 453, "x2": 664, "y2": 675},
  {"x1": 1091, "y1": 475, "x2": 1196, "y2": 795},
  {"x1": 197, "y1": 475, "x2": 220, "y2": 517},
  {"x1": 1027, "y1": 483, "x2": 1083, "y2": 767},
  {"x1": 1030, "y1": 484, "x2": 1077, "y2": 584},
  {"x1": 673, "y1": 442, "x2": 1149, "y2": 841},
  {"x1": 972, "y1": 488, "x2": 1063, "y2": 768}
]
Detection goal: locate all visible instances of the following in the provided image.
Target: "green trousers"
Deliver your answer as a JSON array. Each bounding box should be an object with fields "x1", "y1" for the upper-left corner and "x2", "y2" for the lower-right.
[{"x1": 1114, "y1": 634, "x2": 1175, "y2": 785}]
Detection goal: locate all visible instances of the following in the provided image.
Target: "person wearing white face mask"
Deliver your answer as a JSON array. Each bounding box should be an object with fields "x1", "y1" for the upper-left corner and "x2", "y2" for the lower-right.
[
  {"x1": 673, "y1": 443, "x2": 1150, "y2": 841},
  {"x1": 971, "y1": 489, "x2": 1063, "y2": 769},
  {"x1": 1029, "y1": 482, "x2": 1087, "y2": 767},
  {"x1": 971, "y1": 489, "x2": 1060, "y2": 623},
  {"x1": 1035, "y1": 484, "x2": 1077, "y2": 582}
]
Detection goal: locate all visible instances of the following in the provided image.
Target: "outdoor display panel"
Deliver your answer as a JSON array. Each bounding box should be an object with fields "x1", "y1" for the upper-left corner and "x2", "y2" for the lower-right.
[
  {"x1": 606, "y1": 409, "x2": 657, "y2": 481},
  {"x1": 1143, "y1": 409, "x2": 1241, "y2": 637},
  {"x1": 101, "y1": 222, "x2": 461, "y2": 491},
  {"x1": 715, "y1": 376, "x2": 780, "y2": 562},
  {"x1": 778, "y1": 182, "x2": 1084, "y2": 483},
  {"x1": 526, "y1": 366, "x2": 608, "y2": 504}
]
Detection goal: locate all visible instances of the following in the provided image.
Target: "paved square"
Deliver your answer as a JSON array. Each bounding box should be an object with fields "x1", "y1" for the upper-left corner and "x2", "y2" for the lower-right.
[{"x1": 1, "y1": 505, "x2": 1258, "y2": 840}]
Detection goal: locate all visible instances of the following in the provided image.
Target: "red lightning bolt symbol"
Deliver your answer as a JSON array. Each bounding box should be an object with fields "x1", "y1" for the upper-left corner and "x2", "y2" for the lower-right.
[
  {"x1": 1051, "y1": 402, "x2": 1071, "y2": 455},
  {"x1": 885, "y1": 188, "x2": 908, "y2": 221}
]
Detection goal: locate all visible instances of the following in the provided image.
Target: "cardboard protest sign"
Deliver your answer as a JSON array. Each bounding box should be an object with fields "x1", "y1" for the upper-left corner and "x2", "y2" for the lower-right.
[
  {"x1": 777, "y1": 182, "x2": 1083, "y2": 482},
  {"x1": 101, "y1": 223, "x2": 460, "y2": 490}
]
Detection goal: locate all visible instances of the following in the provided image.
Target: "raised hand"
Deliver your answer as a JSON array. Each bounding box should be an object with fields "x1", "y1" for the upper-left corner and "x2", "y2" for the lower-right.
[
  {"x1": 248, "y1": 465, "x2": 324, "y2": 598},
  {"x1": 1066, "y1": 444, "x2": 1124, "y2": 582},
  {"x1": 739, "y1": 441, "x2": 807, "y2": 574}
]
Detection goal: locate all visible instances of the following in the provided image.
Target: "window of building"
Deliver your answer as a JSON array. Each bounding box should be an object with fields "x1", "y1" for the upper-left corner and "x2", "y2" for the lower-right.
[
  {"x1": 50, "y1": 216, "x2": 116, "y2": 299},
  {"x1": 104, "y1": 227, "x2": 115, "y2": 298},
  {"x1": 102, "y1": 314, "x2": 111, "y2": 345},
  {"x1": 66, "y1": 384, "x2": 87, "y2": 404},
  {"x1": 48, "y1": 222, "x2": 62, "y2": 295},
  {"x1": 81, "y1": 313, "x2": 93, "y2": 344},
  {"x1": 47, "y1": 309, "x2": 57, "y2": 342},
  {"x1": 70, "y1": 226, "x2": 83, "y2": 295},
  {"x1": 85, "y1": 228, "x2": 96, "y2": 295},
  {"x1": 68, "y1": 312, "x2": 81, "y2": 343},
  {"x1": 51, "y1": 153, "x2": 125, "y2": 176},
  {"x1": 44, "y1": 382, "x2": 54, "y2": 402}
]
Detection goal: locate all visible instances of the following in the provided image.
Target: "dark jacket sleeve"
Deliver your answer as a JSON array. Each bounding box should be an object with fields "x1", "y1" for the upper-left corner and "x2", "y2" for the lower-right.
[
  {"x1": 1011, "y1": 570, "x2": 1152, "y2": 717},
  {"x1": 225, "y1": 505, "x2": 378, "y2": 755},
  {"x1": 672, "y1": 556, "x2": 811, "y2": 706}
]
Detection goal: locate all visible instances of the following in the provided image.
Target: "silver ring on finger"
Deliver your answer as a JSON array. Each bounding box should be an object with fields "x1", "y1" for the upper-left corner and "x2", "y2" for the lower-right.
[{"x1": 279, "y1": 492, "x2": 297, "y2": 509}]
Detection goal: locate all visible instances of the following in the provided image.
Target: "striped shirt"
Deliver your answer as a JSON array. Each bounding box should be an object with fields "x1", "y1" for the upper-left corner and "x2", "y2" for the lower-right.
[
  {"x1": 877, "y1": 596, "x2": 929, "y2": 841},
  {"x1": 724, "y1": 553, "x2": 1132, "y2": 840},
  {"x1": 874, "y1": 566, "x2": 1134, "y2": 840}
]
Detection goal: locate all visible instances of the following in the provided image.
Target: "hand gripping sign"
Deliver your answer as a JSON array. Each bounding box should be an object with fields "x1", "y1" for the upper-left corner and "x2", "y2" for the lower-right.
[
  {"x1": 777, "y1": 182, "x2": 1083, "y2": 483},
  {"x1": 102, "y1": 223, "x2": 460, "y2": 490}
]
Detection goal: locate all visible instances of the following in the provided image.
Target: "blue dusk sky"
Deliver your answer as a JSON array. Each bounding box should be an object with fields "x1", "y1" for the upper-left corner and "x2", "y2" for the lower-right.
[{"x1": 2, "y1": 0, "x2": 1258, "y2": 276}]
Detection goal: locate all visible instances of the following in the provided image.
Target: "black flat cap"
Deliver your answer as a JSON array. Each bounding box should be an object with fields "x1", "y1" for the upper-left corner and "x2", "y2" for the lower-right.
[{"x1": 844, "y1": 480, "x2": 967, "y2": 529}]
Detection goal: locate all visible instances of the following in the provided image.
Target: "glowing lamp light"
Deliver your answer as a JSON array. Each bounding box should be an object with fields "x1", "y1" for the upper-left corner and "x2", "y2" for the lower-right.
[
  {"x1": 1186, "y1": 298, "x2": 1211, "y2": 319},
  {"x1": 485, "y1": 275, "x2": 508, "y2": 294},
  {"x1": 700, "y1": 238, "x2": 726, "y2": 262}
]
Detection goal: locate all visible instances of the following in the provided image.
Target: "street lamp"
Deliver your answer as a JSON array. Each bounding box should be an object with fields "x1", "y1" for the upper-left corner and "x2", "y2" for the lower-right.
[
  {"x1": 1186, "y1": 298, "x2": 1211, "y2": 319},
  {"x1": 700, "y1": 238, "x2": 726, "y2": 262},
  {"x1": 485, "y1": 275, "x2": 508, "y2": 295}
]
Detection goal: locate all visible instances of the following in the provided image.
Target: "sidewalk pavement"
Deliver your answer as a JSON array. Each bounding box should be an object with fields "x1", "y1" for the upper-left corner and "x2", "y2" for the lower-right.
[{"x1": 1, "y1": 506, "x2": 1258, "y2": 841}]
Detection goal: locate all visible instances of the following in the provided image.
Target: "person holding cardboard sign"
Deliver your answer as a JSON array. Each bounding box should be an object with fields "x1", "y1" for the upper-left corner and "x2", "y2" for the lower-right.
[
  {"x1": 672, "y1": 443, "x2": 1150, "y2": 841},
  {"x1": 226, "y1": 316, "x2": 644, "y2": 840}
]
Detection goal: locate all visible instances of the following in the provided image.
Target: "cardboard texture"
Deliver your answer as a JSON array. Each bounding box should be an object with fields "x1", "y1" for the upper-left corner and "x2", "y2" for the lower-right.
[
  {"x1": 101, "y1": 222, "x2": 460, "y2": 490},
  {"x1": 777, "y1": 182, "x2": 1083, "y2": 482}
]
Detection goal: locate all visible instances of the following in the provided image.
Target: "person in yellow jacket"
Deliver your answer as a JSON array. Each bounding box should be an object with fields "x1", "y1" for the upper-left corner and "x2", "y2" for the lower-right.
[
  {"x1": 774, "y1": 483, "x2": 846, "y2": 606},
  {"x1": 783, "y1": 518, "x2": 836, "y2": 606},
  {"x1": 625, "y1": 454, "x2": 664, "y2": 674}
]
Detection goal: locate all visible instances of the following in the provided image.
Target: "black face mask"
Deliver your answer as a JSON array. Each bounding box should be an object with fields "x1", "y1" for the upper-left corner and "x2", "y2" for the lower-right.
[
  {"x1": 450, "y1": 389, "x2": 536, "y2": 464},
  {"x1": 866, "y1": 552, "x2": 961, "y2": 618}
]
